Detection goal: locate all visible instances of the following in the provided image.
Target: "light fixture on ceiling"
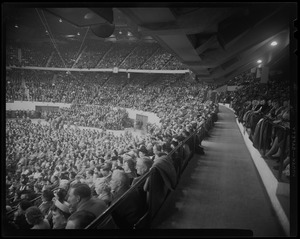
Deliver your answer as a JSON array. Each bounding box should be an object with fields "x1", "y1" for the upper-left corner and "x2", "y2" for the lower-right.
[
  {"x1": 270, "y1": 41, "x2": 278, "y2": 46},
  {"x1": 119, "y1": 30, "x2": 122, "y2": 34},
  {"x1": 127, "y1": 31, "x2": 132, "y2": 36},
  {"x1": 257, "y1": 60, "x2": 262, "y2": 64},
  {"x1": 59, "y1": 18, "x2": 62, "y2": 23},
  {"x1": 14, "y1": 24, "x2": 19, "y2": 28},
  {"x1": 84, "y1": 12, "x2": 96, "y2": 20},
  {"x1": 77, "y1": 32, "x2": 80, "y2": 36}
]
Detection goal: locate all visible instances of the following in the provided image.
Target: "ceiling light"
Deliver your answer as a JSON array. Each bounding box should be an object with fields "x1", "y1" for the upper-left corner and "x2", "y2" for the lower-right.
[
  {"x1": 84, "y1": 12, "x2": 96, "y2": 19},
  {"x1": 14, "y1": 24, "x2": 19, "y2": 28},
  {"x1": 77, "y1": 32, "x2": 80, "y2": 36},
  {"x1": 59, "y1": 18, "x2": 62, "y2": 23},
  {"x1": 119, "y1": 31, "x2": 122, "y2": 34},
  {"x1": 257, "y1": 60, "x2": 262, "y2": 64},
  {"x1": 270, "y1": 41, "x2": 278, "y2": 46}
]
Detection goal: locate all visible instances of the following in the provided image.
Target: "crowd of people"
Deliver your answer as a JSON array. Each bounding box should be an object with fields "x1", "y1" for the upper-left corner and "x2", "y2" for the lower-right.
[
  {"x1": 44, "y1": 104, "x2": 134, "y2": 130},
  {"x1": 6, "y1": 40, "x2": 187, "y2": 70},
  {"x1": 5, "y1": 65, "x2": 218, "y2": 230},
  {"x1": 231, "y1": 72, "x2": 291, "y2": 178}
]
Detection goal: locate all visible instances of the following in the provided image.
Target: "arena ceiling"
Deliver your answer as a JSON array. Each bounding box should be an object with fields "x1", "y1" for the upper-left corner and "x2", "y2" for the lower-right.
[{"x1": 3, "y1": 3, "x2": 296, "y2": 84}]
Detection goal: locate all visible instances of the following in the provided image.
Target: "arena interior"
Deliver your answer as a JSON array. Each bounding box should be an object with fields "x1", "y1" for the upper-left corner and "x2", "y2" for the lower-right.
[{"x1": 3, "y1": 3, "x2": 297, "y2": 237}]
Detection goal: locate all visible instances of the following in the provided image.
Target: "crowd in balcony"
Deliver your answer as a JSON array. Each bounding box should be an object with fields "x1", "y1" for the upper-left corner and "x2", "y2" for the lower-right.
[
  {"x1": 6, "y1": 41, "x2": 188, "y2": 70},
  {"x1": 231, "y1": 72, "x2": 291, "y2": 179}
]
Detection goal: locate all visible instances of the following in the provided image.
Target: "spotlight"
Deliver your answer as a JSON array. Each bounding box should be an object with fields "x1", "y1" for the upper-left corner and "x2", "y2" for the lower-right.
[
  {"x1": 59, "y1": 18, "x2": 62, "y2": 23},
  {"x1": 257, "y1": 60, "x2": 262, "y2": 64},
  {"x1": 270, "y1": 41, "x2": 278, "y2": 46},
  {"x1": 14, "y1": 24, "x2": 19, "y2": 28},
  {"x1": 77, "y1": 32, "x2": 80, "y2": 36}
]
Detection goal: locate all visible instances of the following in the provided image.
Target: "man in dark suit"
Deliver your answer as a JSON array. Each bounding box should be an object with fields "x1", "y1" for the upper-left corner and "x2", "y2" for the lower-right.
[
  {"x1": 67, "y1": 183, "x2": 116, "y2": 229},
  {"x1": 110, "y1": 170, "x2": 147, "y2": 229}
]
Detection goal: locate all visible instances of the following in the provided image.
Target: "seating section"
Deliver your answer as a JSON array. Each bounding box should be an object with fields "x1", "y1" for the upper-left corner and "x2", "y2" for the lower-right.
[
  {"x1": 229, "y1": 71, "x2": 290, "y2": 182},
  {"x1": 6, "y1": 41, "x2": 187, "y2": 70}
]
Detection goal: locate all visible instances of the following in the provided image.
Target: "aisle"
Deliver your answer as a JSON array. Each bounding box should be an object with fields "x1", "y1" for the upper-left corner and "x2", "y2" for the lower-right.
[{"x1": 151, "y1": 105, "x2": 285, "y2": 237}]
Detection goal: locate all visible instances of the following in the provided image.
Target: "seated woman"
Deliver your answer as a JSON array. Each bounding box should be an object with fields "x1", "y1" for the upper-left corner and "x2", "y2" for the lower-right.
[
  {"x1": 25, "y1": 206, "x2": 50, "y2": 229},
  {"x1": 47, "y1": 188, "x2": 70, "y2": 228}
]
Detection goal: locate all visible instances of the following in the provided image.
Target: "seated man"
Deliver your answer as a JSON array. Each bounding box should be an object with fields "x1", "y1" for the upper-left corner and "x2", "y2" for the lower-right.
[
  {"x1": 67, "y1": 183, "x2": 116, "y2": 229},
  {"x1": 67, "y1": 183, "x2": 107, "y2": 216},
  {"x1": 132, "y1": 157, "x2": 153, "y2": 186},
  {"x1": 110, "y1": 170, "x2": 147, "y2": 229}
]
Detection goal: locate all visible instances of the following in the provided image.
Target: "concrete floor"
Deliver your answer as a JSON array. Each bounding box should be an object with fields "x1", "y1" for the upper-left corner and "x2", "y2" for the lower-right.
[{"x1": 151, "y1": 105, "x2": 285, "y2": 237}]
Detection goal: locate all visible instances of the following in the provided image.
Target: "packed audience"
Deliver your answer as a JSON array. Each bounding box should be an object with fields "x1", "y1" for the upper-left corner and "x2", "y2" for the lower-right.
[
  {"x1": 6, "y1": 41, "x2": 187, "y2": 70},
  {"x1": 232, "y1": 71, "x2": 291, "y2": 179},
  {"x1": 5, "y1": 37, "x2": 219, "y2": 231},
  {"x1": 45, "y1": 104, "x2": 133, "y2": 130},
  {"x1": 6, "y1": 66, "x2": 219, "y2": 230}
]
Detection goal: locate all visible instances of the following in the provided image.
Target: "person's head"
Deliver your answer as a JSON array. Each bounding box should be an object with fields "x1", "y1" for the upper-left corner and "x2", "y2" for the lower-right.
[
  {"x1": 67, "y1": 183, "x2": 91, "y2": 211},
  {"x1": 100, "y1": 165, "x2": 111, "y2": 177},
  {"x1": 138, "y1": 146, "x2": 148, "y2": 158},
  {"x1": 260, "y1": 98, "x2": 266, "y2": 105},
  {"x1": 162, "y1": 143, "x2": 172, "y2": 154},
  {"x1": 117, "y1": 157, "x2": 123, "y2": 167},
  {"x1": 65, "y1": 210, "x2": 96, "y2": 229},
  {"x1": 267, "y1": 99, "x2": 272, "y2": 106},
  {"x1": 25, "y1": 206, "x2": 44, "y2": 226},
  {"x1": 136, "y1": 157, "x2": 153, "y2": 176},
  {"x1": 95, "y1": 179, "x2": 111, "y2": 196},
  {"x1": 50, "y1": 198, "x2": 71, "y2": 229},
  {"x1": 18, "y1": 199, "x2": 32, "y2": 214},
  {"x1": 273, "y1": 99, "x2": 281, "y2": 108},
  {"x1": 110, "y1": 169, "x2": 130, "y2": 193},
  {"x1": 41, "y1": 189, "x2": 54, "y2": 202},
  {"x1": 123, "y1": 158, "x2": 136, "y2": 173},
  {"x1": 170, "y1": 140, "x2": 179, "y2": 149},
  {"x1": 153, "y1": 144, "x2": 162, "y2": 155},
  {"x1": 283, "y1": 99, "x2": 290, "y2": 107},
  {"x1": 54, "y1": 188, "x2": 68, "y2": 203},
  {"x1": 86, "y1": 170, "x2": 94, "y2": 178}
]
